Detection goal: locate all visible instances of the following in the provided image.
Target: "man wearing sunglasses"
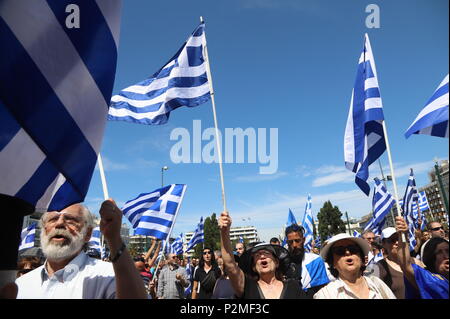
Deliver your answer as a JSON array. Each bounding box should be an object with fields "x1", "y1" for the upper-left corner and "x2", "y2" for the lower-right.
[
  {"x1": 284, "y1": 224, "x2": 330, "y2": 298},
  {"x1": 428, "y1": 222, "x2": 446, "y2": 239},
  {"x1": 156, "y1": 253, "x2": 189, "y2": 299}
]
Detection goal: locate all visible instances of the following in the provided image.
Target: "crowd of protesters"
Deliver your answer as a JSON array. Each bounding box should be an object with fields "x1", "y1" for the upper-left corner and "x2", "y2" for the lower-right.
[{"x1": 3, "y1": 201, "x2": 448, "y2": 300}]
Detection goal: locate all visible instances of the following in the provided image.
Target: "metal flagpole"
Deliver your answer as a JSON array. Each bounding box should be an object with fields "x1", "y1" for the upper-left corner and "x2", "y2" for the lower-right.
[
  {"x1": 97, "y1": 153, "x2": 109, "y2": 258},
  {"x1": 200, "y1": 16, "x2": 227, "y2": 213},
  {"x1": 380, "y1": 121, "x2": 406, "y2": 242}
]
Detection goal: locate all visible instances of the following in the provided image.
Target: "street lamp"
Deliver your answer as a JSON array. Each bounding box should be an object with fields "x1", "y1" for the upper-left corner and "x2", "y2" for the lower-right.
[{"x1": 161, "y1": 166, "x2": 169, "y2": 187}]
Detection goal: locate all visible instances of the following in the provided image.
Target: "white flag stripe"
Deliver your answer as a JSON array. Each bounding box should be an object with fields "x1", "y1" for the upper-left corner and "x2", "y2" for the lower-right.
[
  {"x1": 364, "y1": 97, "x2": 382, "y2": 110},
  {"x1": 35, "y1": 174, "x2": 67, "y2": 212},
  {"x1": 410, "y1": 93, "x2": 448, "y2": 125},
  {"x1": 1, "y1": 1, "x2": 108, "y2": 153},
  {"x1": 0, "y1": 129, "x2": 46, "y2": 196}
]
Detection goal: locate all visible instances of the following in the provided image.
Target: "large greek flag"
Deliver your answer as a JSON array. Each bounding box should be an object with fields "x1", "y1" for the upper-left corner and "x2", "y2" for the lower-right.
[
  {"x1": 344, "y1": 34, "x2": 387, "y2": 196},
  {"x1": 302, "y1": 194, "x2": 314, "y2": 252},
  {"x1": 122, "y1": 184, "x2": 187, "y2": 240},
  {"x1": 186, "y1": 217, "x2": 204, "y2": 252},
  {"x1": 405, "y1": 74, "x2": 449, "y2": 138},
  {"x1": 108, "y1": 22, "x2": 211, "y2": 125},
  {"x1": 18, "y1": 222, "x2": 36, "y2": 251},
  {"x1": 402, "y1": 169, "x2": 419, "y2": 251},
  {"x1": 0, "y1": 1, "x2": 122, "y2": 212}
]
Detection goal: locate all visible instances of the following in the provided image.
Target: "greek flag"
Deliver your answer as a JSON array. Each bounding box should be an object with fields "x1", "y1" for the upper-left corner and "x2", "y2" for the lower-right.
[
  {"x1": 405, "y1": 74, "x2": 449, "y2": 138},
  {"x1": 353, "y1": 230, "x2": 361, "y2": 237},
  {"x1": 184, "y1": 257, "x2": 192, "y2": 296},
  {"x1": 313, "y1": 236, "x2": 321, "y2": 250},
  {"x1": 238, "y1": 236, "x2": 244, "y2": 243},
  {"x1": 0, "y1": 1, "x2": 122, "y2": 212},
  {"x1": 344, "y1": 33, "x2": 387, "y2": 196},
  {"x1": 122, "y1": 184, "x2": 187, "y2": 240},
  {"x1": 302, "y1": 194, "x2": 314, "y2": 252},
  {"x1": 418, "y1": 191, "x2": 430, "y2": 212},
  {"x1": 402, "y1": 169, "x2": 419, "y2": 251},
  {"x1": 170, "y1": 233, "x2": 184, "y2": 255},
  {"x1": 87, "y1": 226, "x2": 103, "y2": 257},
  {"x1": 364, "y1": 215, "x2": 383, "y2": 236},
  {"x1": 372, "y1": 177, "x2": 395, "y2": 227},
  {"x1": 18, "y1": 222, "x2": 36, "y2": 251},
  {"x1": 108, "y1": 22, "x2": 211, "y2": 125},
  {"x1": 286, "y1": 209, "x2": 298, "y2": 227},
  {"x1": 186, "y1": 217, "x2": 204, "y2": 252}
]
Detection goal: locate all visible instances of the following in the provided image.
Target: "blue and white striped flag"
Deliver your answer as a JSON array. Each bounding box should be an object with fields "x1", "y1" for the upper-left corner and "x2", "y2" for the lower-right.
[
  {"x1": 186, "y1": 217, "x2": 204, "y2": 252},
  {"x1": 0, "y1": 1, "x2": 122, "y2": 212},
  {"x1": 302, "y1": 194, "x2": 314, "y2": 252},
  {"x1": 372, "y1": 177, "x2": 395, "y2": 227},
  {"x1": 402, "y1": 169, "x2": 419, "y2": 251},
  {"x1": 418, "y1": 191, "x2": 430, "y2": 212},
  {"x1": 353, "y1": 230, "x2": 361, "y2": 237},
  {"x1": 286, "y1": 209, "x2": 298, "y2": 227},
  {"x1": 238, "y1": 235, "x2": 244, "y2": 243},
  {"x1": 87, "y1": 226, "x2": 103, "y2": 257},
  {"x1": 170, "y1": 233, "x2": 184, "y2": 255},
  {"x1": 18, "y1": 222, "x2": 36, "y2": 251},
  {"x1": 122, "y1": 184, "x2": 187, "y2": 240},
  {"x1": 184, "y1": 257, "x2": 192, "y2": 296},
  {"x1": 405, "y1": 74, "x2": 449, "y2": 139},
  {"x1": 108, "y1": 22, "x2": 211, "y2": 125},
  {"x1": 344, "y1": 33, "x2": 387, "y2": 196}
]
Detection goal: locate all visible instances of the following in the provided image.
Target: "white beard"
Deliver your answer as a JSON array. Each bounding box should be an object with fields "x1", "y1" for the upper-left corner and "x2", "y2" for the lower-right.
[{"x1": 41, "y1": 227, "x2": 87, "y2": 261}]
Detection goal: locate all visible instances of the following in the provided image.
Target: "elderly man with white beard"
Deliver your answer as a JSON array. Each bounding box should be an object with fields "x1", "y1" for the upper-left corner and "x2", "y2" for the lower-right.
[{"x1": 15, "y1": 200, "x2": 147, "y2": 299}]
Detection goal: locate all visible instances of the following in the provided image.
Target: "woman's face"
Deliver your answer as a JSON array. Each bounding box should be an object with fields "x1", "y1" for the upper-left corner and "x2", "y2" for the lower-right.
[
  {"x1": 383, "y1": 234, "x2": 399, "y2": 257},
  {"x1": 332, "y1": 239, "x2": 364, "y2": 277},
  {"x1": 203, "y1": 249, "x2": 212, "y2": 262},
  {"x1": 434, "y1": 242, "x2": 449, "y2": 278},
  {"x1": 252, "y1": 249, "x2": 278, "y2": 276}
]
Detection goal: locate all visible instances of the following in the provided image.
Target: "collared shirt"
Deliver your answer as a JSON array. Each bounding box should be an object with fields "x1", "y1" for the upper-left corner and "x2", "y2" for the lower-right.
[
  {"x1": 313, "y1": 275, "x2": 396, "y2": 299},
  {"x1": 156, "y1": 264, "x2": 188, "y2": 299},
  {"x1": 16, "y1": 252, "x2": 116, "y2": 299}
]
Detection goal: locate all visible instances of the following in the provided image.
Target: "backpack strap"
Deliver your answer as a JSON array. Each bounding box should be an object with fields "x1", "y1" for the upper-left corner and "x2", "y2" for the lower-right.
[{"x1": 378, "y1": 259, "x2": 392, "y2": 289}]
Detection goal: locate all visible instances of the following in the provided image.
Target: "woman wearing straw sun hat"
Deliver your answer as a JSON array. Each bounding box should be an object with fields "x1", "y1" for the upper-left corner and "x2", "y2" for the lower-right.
[
  {"x1": 314, "y1": 233, "x2": 396, "y2": 299},
  {"x1": 218, "y1": 211, "x2": 306, "y2": 299}
]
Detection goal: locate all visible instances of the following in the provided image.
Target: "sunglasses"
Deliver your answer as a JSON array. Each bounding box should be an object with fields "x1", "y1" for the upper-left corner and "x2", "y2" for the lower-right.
[
  {"x1": 331, "y1": 245, "x2": 361, "y2": 256},
  {"x1": 431, "y1": 226, "x2": 444, "y2": 231},
  {"x1": 203, "y1": 251, "x2": 212, "y2": 255},
  {"x1": 287, "y1": 239, "x2": 302, "y2": 245},
  {"x1": 17, "y1": 269, "x2": 33, "y2": 275}
]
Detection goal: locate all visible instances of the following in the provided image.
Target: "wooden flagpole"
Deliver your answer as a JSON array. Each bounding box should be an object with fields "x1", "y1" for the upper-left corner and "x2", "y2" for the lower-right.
[
  {"x1": 200, "y1": 16, "x2": 227, "y2": 213},
  {"x1": 97, "y1": 153, "x2": 109, "y2": 258}
]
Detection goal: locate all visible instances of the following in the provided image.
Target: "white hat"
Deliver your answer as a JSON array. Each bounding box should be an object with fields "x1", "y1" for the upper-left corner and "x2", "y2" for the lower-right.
[
  {"x1": 381, "y1": 227, "x2": 397, "y2": 241},
  {"x1": 320, "y1": 233, "x2": 370, "y2": 261}
]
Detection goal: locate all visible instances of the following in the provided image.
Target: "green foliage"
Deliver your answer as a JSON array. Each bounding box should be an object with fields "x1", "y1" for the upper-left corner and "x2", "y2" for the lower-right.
[
  {"x1": 317, "y1": 201, "x2": 347, "y2": 243},
  {"x1": 191, "y1": 213, "x2": 221, "y2": 258}
]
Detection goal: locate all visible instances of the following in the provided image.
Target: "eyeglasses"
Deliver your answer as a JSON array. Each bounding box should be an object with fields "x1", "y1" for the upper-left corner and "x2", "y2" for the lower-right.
[
  {"x1": 203, "y1": 251, "x2": 211, "y2": 255},
  {"x1": 331, "y1": 245, "x2": 361, "y2": 256},
  {"x1": 287, "y1": 239, "x2": 302, "y2": 245},
  {"x1": 44, "y1": 212, "x2": 82, "y2": 226},
  {"x1": 431, "y1": 226, "x2": 444, "y2": 231}
]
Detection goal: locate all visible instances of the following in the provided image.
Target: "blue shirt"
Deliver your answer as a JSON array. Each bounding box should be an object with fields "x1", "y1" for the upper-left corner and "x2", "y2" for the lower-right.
[{"x1": 405, "y1": 264, "x2": 448, "y2": 299}]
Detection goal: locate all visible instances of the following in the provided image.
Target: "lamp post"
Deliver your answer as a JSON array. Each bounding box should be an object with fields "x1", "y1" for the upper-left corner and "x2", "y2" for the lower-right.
[{"x1": 161, "y1": 166, "x2": 169, "y2": 187}]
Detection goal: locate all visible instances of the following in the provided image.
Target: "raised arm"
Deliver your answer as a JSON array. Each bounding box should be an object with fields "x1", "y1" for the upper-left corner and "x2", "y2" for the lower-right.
[
  {"x1": 147, "y1": 240, "x2": 162, "y2": 268},
  {"x1": 144, "y1": 238, "x2": 157, "y2": 262},
  {"x1": 395, "y1": 216, "x2": 419, "y2": 291},
  {"x1": 218, "y1": 211, "x2": 245, "y2": 298},
  {"x1": 100, "y1": 199, "x2": 147, "y2": 299}
]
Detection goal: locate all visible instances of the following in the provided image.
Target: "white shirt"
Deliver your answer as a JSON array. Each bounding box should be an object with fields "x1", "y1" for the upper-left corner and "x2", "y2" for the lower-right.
[
  {"x1": 313, "y1": 275, "x2": 396, "y2": 299},
  {"x1": 16, "y1": 252, "x2": 116, "y2": 299}
]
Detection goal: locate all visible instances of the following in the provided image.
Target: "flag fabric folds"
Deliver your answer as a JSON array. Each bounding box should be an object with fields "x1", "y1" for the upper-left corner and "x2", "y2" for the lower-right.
[
  {"x1": 402, "y1": 169, "x2": 419, "y2": 252},
  {"x1": 18, "y1": 222, "x2": 36, "y2": 251},
  {"x1": 418, "y1": 191, "x2": 430, "y2": 212},
  {"x1": 186, "y1": 217, "x2": 204, "y2": 252},
  {"x1": 302, "y1": 194, "x2": 314, "y2": 252},
  {"x1": 0, "y1": 0, "x2": 122, "y2": 212},
  {"x1": 286, "y1": 209, "x2": 298, "y2": 227},
  {"x1": 344, "y1": 33, "x2": 387, "y2": 196},
  {"x1": 353, "y1": 230, "x2": 361, "y2": 237},
  {"x1": 405, "y1": 74, "x2": 449, "y2": 138},
  {"x1": 170, "y1": 233, "x2": 184, "y2": 255},
  {"x1": 122, "y1": 184, "x2": 187, "y2": 240},
  {"x1": 372, "y1": 177, "x2": 395, "y2": 226},
  {"x1": 108, "y1": 22, "x2": 211, "y2": 125},
  {"x1": 87, "y1": 226, "x2": 103, "y2": 257}
]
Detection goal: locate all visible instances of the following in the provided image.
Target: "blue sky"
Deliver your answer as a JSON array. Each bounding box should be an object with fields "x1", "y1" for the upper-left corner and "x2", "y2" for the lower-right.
[{"x1": 85, "y1": 0, "x2": 449, "y2": 242}]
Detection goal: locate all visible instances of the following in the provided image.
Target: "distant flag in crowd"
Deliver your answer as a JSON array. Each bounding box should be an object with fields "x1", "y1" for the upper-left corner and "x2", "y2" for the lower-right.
[
  {"x1": 0, "y1": 1, "x2": 122, "y2": 212},
  {"x1": 344, "y1": 33, "x2": 387, "y2": 196},
  {"x1": 122, "y1": 184, "x2": 187, "y2": 240},
  {"x1": 353, "y1": 230, "x2": 361, "y2": 237},
  {"x1": 238, "y1": 236, "x2": 244, "y2": 243},
  {"x1": 372, "y1": 177, "x2": 395, "y2": 227},
  {"x1": 402, "y1": 169, "x2": 419, "y2": 252},
  {"x1": 186, "y1": 217, "x2": 204, "y2": 251},
  {"x1": 364, "y1": 216, "x2": 383, "y2": 236},
  {"x1": 405, "y1": 74, "x2": 449, "y2": 139},
  {"x1": 302, "y1": 194, "x2": 314, "y2": 252},
  {"x1": 108, "y1": 22, "x2": 211, "y2": 125},
  {"x1": 184, "y1": 256, "x2": 192, "y2": 296},
  {"x1": 170, "y1": 233, "x2": 184, "y2": 255},
  {"x1": 286, "y1": 209, "x2": 298, "y2": 227},
  {"x1": 18, "y1": 222, "x2": 36, "y2": 251},
  {"x1": 313, "y1": 236, "x2": 321, "y2": 250},
  {"x1": 87, "y1": 226, "x2": 104, "y2": 258},
  {"x1": 418, "y1": 191, "x2": 430, "y2": 212}
]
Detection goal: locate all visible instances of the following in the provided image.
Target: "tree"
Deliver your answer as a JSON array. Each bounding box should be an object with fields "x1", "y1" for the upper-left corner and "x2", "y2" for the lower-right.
[
  {"x1": 317, "y1": 201, "x2": 346, "y2": 243},
  {"x1": 193, "y1": 213, "x2": 221, "y2": 258}
]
